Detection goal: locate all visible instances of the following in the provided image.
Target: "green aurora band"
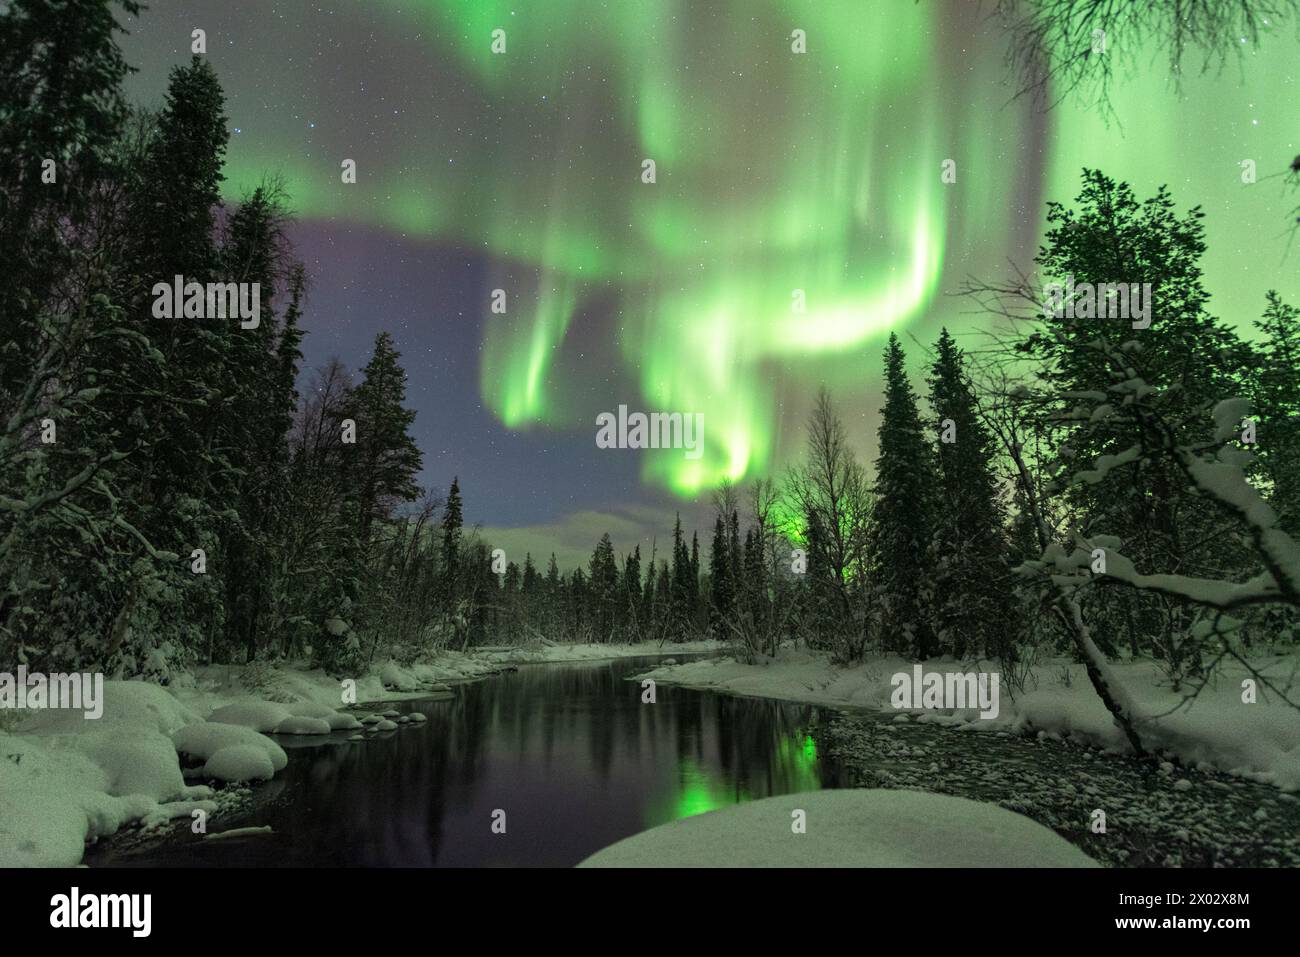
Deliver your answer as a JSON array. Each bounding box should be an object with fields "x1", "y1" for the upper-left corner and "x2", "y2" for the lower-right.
[{"x1": 201, "y1": 1, "x2": 1299, "y2": 497}]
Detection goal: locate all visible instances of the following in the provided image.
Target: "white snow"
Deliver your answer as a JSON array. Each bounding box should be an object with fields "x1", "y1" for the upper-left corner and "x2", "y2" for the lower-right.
[
  {"x1": 206, "y1": 700, "x2": 297, "y2": 734},
  {"x1": 578, "y1": 789, "x2": 1099, "y2": 867},
  {"x1": 202, "y1": 746, "x2": 276, "y2": 783},
  {"x1": 0, "y1": 681, "x2": 224, "y2": 866},
  {"x1": 637, "y1": 649, "x2": 1300, "y2": 791},
  {"x1": 0, "y1": 650, "x2": 494, "y2": 866},
  {"x1": 273, "y1": 715, "x2": 334, "y2": 735},
  {"x1": 171, "y1": 722, "x2": 288, "y2": 772},
  {"x1": 496, "y1": 640, "x2": 722, "y2": 665}
]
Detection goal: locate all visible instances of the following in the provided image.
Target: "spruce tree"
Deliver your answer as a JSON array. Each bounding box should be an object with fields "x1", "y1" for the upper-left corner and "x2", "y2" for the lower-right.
[
  {"x1": 543, "y1": 553, "x2": 561, "y2": 637},
  {"x1": 1253, "y1": 291, "x2": 1300, "y2": 535},
  {"x1": 689, "y1": 531, "x2": 701, "y2": 625},
  {"x1": 588, "y1": 533, "x2": 619, "y2": 642},
  {"x1": 870, "y1": 333, "x2": 940, "y2": 659},
  {"x1": 439, "y1": 477, "x2": 464, "y2": 622},
  {"x1": 670, "y1": 514, "x2": 690, "y2": 634},
  {"x1": 709, "y1": 515, "x2": 733, "y2": 638},
  {"x1": 641, "y1": 557, "x2": 658, "y2": 640},
  {"x1": 0, "y1": 0, "x2": 141, "y2": 380},
  {"x1": 928, "y1": 328, "x2": 1021, "y2": 661},
  {"x1": 1031, "y1": 170, "x2": 1255, "y2": 657},
  {"x1": 623, "y1": 545, "x2": 642, "y2": 641},
  {"x1": 350, "y1": 331, "x2": 423, "y2": 542}
]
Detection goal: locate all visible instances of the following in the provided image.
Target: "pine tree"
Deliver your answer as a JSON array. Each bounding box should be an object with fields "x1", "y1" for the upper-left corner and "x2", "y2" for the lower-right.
[
  {"x1": 350, "y1": 332, "x2": 423, "y2": 542},
  {"x1": 218, "y1": 187, "x2": 298, "y2": 661},
  {"x1": 1253, "y1": 291, "x2": 1300, "y2": 535},
  {"x1": 0, "y1": 0, "x2": 141, "y2": 382},
  {"x1": 502, "y1": 560, "x2": 521, "y2": 641},
  {"x1": 727, "y1": 509, "x2": 742, "y2": 591},
  {"x1": 928, "y1": 328, "x2": 1021, "y2": 661},
  {"x1": 0, "y1": 0, "x2": 158, "y2": 669},
  {"x1": 588, "y1": 533, "x2": 619, "y2": 642},
  {"x1": 709, "y1": 516, "x2": 733, "y2": 638},
  {"x1": 641, "y1": 556, "x2": 658, "y2": 640},
  {"x1": 520, "y1": 552, "x2": 539, "y2": 635},
  {"x1": 439, "y1": 477, "x2": 464, "y2": 624},
  {"x1": 670, "y1": 514, "x2": 691, "y2": 635},
  {"x1": 1031, "y1": 170, "x2": 1255, "y2": 658},
  {"x1": 623, "y1": 545, "x2": 642, "y2": 642},
  {"x1": 544, "y1": 552, "x2": 561, "y2": 637},
  {"x1": 799, "y1": 507, "x2": 836, "y2": 647},
  {"x1": 871, "y1": 333, "x2": 940, "y2": 659},
  {"x1": 569, "y1": 567, "x2": 589, "y2": 642},
  {"x1": 653, "y1": 558, "x2": 672, "y2": 639},
  {"x1": 689, "y1": 531, "x2": 701, "y2": 625}
]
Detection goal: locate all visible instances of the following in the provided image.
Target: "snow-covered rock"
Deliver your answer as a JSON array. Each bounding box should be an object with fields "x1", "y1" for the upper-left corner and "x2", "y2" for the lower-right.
[
  {"x1": 579, "y1": 789, "x2": 1100, "y2": 868},
  {"x1": 380, "y1": 660, "x2": 421, "y2": 692},
  {"x1": 78, "y1": 731, "x2": 191, "y2": 800},
  {"x1": 273, "y1": 715, "x2": 333, "y2": 735},
  {"x1": 202, "y1": 745, "x2": 276, "y2": 783},
  {"x1": 171, "y1": 722, "x2": 288, "y2": 773},
  {"x1": 206, "y1": 700, "x2": 293, "y2": 733},
  {"x1": 20, "y1": 679, "x2": 202, "y2": 737}
]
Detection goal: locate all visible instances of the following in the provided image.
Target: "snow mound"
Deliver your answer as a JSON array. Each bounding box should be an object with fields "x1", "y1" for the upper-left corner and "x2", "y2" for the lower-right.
[
  {"x1": 77, "y1": 731, "x2": 190, "y2": 800},
  {"x1": 20, "y1": 680, "x2": 203, "y2": 736},
  {"x1": 578, "y1": 789, "x2": 1100, "y2": 868},
  {"x1": 171, "y1": 722, "x2": 288, "y2": 772},
  {"x1": 203, "y1": 745, "x2": 275, "y2": 783},
  {"x1": 206, "y1": 700, "x2": 293, "y2": 733},
  {"x1": 273, "y1": 715, "x2": 333, "y2": 735},
  {"x1": 380, "y1": 660, "x2": 422, "y2": 692},
  {"x1": 286, "y1": 702, "x2": 361, "y2": 731},
  {"x1": 0, "y1": 732, "x2": 161, "y2": 867}
]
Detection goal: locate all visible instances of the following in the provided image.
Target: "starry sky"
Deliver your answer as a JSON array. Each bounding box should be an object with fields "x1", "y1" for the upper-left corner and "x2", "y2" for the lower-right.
[{"x1": 117, "y1": 1, "x2": 1300, "y2": 569}]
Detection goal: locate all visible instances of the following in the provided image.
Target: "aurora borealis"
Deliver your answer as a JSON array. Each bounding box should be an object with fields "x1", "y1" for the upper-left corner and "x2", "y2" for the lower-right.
[{"x1": 118, "y1": 1, "x2": 1300, "y2": 565}]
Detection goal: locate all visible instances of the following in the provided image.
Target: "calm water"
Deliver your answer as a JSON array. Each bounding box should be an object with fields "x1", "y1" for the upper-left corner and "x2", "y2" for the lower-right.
[{"x1": 89, "y1": 656, "x2": 842, "y2": 867}]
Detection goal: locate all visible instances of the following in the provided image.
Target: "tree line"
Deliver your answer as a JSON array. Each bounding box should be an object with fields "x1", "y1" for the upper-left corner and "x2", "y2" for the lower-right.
[{"x1": 3, "y1": 2, "x2": 1299, "y2": 731}]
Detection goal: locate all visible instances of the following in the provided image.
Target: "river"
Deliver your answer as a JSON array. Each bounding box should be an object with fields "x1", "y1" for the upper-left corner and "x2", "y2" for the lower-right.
[
  {"x1": 87, "y1": 655, "x2": 841, "y2": 867},
  {"x1": 85, "y1": 653, "x2": 1300, "y2": 868}
]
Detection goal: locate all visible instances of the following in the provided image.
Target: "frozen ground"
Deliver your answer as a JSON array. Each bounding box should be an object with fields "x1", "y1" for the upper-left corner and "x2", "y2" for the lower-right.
[
  {"x1": 635, "y1": 649, "x2": 1300, "y2": 791},
  {"x1": 578, "y1": 788, "x2": 1100, "y2": 867},
  {"x1": 0, "y1": 641, "x2": 713, "y2": 866}
]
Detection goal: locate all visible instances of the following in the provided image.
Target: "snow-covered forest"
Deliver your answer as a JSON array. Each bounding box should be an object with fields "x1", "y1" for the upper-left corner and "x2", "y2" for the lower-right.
[
  {"x1": 6, "y1": 30, "x2": 1298, "y2": 745},
  {"x1": 2, "y1": 0, "x2": 1300, "y2": 880}
]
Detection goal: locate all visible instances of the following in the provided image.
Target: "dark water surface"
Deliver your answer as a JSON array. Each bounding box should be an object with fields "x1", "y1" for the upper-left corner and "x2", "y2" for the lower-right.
[{"x1": 88, "y1": 655, "x2": 841, "y2": 867}]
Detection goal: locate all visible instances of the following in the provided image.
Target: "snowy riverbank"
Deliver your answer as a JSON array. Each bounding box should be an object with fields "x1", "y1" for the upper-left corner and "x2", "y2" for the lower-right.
[
  {"x1": 635, "y1": 649, "x2": 1300, "y2": 792},
  {"x1": 0, "y1": 642, "x2": 715, "y2": 867},
  {"x1": 579, "y1": 788, "x2": 1100, "y2": 868}
]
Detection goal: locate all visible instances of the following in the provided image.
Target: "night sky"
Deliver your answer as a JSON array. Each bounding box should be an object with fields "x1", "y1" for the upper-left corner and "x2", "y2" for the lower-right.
[{"x1": 116, "y1": 1, "x2": 1300, "y2": 569}]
